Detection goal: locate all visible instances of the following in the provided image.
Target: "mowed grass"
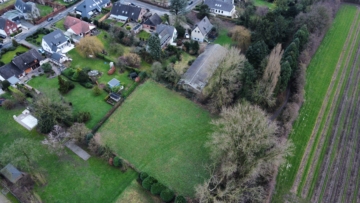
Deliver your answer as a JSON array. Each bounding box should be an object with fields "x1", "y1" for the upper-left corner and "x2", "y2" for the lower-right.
[
  {"x1": 272, "y1": 5, "x2": 358, "y2": 202},
  {"x1": 27, "y1": 75, "x2": 112, "y2": 128},
  {"x1": 115, "y1": 180, "x2": 162, "y2": 203},
  {"x1": 36, "y1": 4, "x2": 53, "y2": 17},
  {"x1": 99, "y1": 80, "x2": 213, "y2": 196},
  {"x1": 1, "y1": 46, "x2": 29, "y2": 64},
  {"x1": 54, "y1": 19, "x2": 65, "y2": 31},
  {"x1": 0, "y1": 99, "x2": 138, "y2": 203},
  {"x1": 253, "y1": 0, "x2": 275, "y2": 9},
  {"x1": 0, "y1": 0, "x2": 15, "y2": 10},
  {"x1": 213, "y1": 29, "x2": 233, "y2": 45}
]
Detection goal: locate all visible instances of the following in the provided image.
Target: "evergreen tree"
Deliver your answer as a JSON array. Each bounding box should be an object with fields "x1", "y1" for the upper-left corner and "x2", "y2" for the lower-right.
[
  {"x1": 279, "y1": 61, "x2": 292, "y2": 91},
  {"x1": 294, "y1": 25, "x2": 309, "y2": 51},
  {"x1": 241, "y1": 61, "x2": 257, "y2": 100},
  {"x1": 245, "y1": 40, "x2": 269, "y2": 70},
  {"x1": 148, "y1": 34, "x2": 162, "y2": 61},
  {"x1": 169, "y1": 0, "x2": 187, "y2": 15}
]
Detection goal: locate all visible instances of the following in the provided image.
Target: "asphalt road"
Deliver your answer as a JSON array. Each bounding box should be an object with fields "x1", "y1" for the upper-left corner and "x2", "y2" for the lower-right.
[{"x1": 2, "y1": 1, "x2": 82, "y2": 49}]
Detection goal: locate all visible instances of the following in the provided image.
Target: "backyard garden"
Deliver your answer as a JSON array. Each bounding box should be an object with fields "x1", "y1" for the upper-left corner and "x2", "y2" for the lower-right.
[
  {"x1": 98, "y1": 80, "x2": 214, "y2": 197},
  {"x1": 0, "y1": 46, "x2": 29, "y2": 64}
]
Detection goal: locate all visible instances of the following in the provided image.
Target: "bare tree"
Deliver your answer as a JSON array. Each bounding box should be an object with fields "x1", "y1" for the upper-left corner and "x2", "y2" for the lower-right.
[
  {"x1": 77, "y1": 36, "x2": 104, "y2": 57},
  {"x1": 229, "y1": 26, "x2": 251, "y2": 52},
  {"x1": 195, "y1": 102, "x2": 293, "y2": 202},
  {"x1": 68, "y1": 123, "x2": 90, "y2": 144}
]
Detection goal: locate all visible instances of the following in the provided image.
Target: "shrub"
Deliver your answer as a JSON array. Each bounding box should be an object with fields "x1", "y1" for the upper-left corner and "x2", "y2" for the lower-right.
[
  {"x1": 188, "y1": 59, "x2": 195, "y2": 66},
  {"x1": 42, "y1": 63, "x2": 52, "y2": 73},
  {"x1": 142, "y1": 176, "x2": 157, "y2": 191},
  {"x1": 169, "y1": 55, "x2": 178, "y2": 63},
  {"x1": 175, "y1": 195, "x2": 187, "y2": 203},
  {"x1": 160, "y1": 189, "x2": 175, "y2": 202},
  {"x1": 1, "y1": 80, "x2": 10, "y2": 90},
  {"x1": 58, "y1": 75, "x2": 75, "y2": 94},
  {"x1": 124, "y1": 53, "x2": 141, "y2": 67},
  {"x1": 139, "y1": 172, "x2": 149, "y2": 181},
  {"x1": 113, "y1": 156, "x2": 122, "y2": 167},
  {"x1": 150, "y1": 183, "x2": 166, "y2": 195},
  {"x1": 126, "y1": 26, "x2": 131, "y2": 30},
  {"x1": 80, "y1": 82, "x2": 93, "y2": 88},
  {"x1": 75, "y1": 111, "x2": 91, "y2": 123},
  {"x1": 92, "y1": 85, "x2": 102, "y2": 96},
  {"x1": 2, "y1": 100, "x2": 15, "y2": 110}
]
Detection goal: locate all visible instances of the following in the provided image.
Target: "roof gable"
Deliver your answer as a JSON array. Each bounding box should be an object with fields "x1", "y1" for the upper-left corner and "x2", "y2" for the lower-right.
[
  {"x1": 12, "y1": 49, "x2": 44, "y2": 71},
  {"x1": 143, "y1": 13, "x2": 162, "y2": 26},
  {"x1": 194, "y1": 16, "x2": 213, "y2": 35},
  {"x1": 156, "y1": 24, "x2": 175, "y2": 47},
  {"x1": 64, "y1": 16, "x2": 82, "y2": 29},
  {"x1": 15, "y1": 0, "x2": 32, "y2": 13},
  {"x1": 110, "y1": 3, "x2": 142, "y2": 18},
  {"x1": 43, "y1": 30, "x2": 68, "y2": 51}
]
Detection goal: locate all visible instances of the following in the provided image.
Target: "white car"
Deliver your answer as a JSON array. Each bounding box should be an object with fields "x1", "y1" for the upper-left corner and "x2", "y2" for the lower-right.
[{"x1": 185, "y1": 33, "x2": 189, "y2": 39}]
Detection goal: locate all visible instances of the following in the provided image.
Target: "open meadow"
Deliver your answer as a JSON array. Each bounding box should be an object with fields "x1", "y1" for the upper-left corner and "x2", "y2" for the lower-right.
[
  {"x1": 273, "y1": 5, "x2": 360, "y2": 202},
  {"x1": 99, "y1": 80, "x2": 213, "y2": 196}
]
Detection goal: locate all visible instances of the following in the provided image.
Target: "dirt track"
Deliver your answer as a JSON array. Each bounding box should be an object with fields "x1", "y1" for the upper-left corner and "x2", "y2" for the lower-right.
[{"x1": 290, "y1": 9, "x2": 360, "y2": 195}]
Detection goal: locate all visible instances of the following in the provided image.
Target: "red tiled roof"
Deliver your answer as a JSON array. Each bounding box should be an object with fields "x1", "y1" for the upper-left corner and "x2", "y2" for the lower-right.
[{"x1": 64, "y1": 16, "x2": 95, "y2": 35}]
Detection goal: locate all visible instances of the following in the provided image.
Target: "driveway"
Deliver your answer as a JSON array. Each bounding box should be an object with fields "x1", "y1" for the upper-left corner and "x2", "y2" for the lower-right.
[{"x1": 0, "y1": 193, "x2": 10, "y2": 203}]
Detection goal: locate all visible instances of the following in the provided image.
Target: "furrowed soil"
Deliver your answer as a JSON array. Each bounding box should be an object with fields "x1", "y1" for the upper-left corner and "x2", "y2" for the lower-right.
[{"x1": 272, "y1": 5, "x2": 360, "y2": 203}]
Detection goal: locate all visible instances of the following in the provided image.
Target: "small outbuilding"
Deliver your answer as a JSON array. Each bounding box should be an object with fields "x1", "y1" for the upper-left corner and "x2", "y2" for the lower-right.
[
  {"x1": 0, "y1": 164, "x2": 23, "y2": 183},
  {"x1": 107, "y1": 78, "x2": 120, "y2": 88},
  {"x1": 13, "y1": 109, "x2": 38, "y2": 131}
]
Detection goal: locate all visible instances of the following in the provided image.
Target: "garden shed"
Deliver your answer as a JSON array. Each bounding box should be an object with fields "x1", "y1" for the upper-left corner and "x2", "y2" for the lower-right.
[
  {"x1": 0, "y1": 164, "x2": 23, "y2": 183},
  {"x1": 108, "y1": 78, "x2": 120, "y2": 88}
]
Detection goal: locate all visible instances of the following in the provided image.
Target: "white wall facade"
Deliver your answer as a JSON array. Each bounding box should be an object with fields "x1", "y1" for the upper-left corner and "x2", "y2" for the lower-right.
[{"x1": 191, "y1": 26, "x2": 205, "y2": 42}]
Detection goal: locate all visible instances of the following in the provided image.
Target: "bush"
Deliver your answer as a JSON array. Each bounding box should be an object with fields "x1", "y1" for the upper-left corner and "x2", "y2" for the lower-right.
[
  {"x1": 42, "y1": 63, "x2": 52, "y2": 73},
  {"x1": 92, "y1": 85, "x2": 102, "y2": 96},
  {"x1": 139, "y1": 172, "x2": 148, "y2": 181},
  {"x1": 175, "y1": 195, "x2": 187, "y2": 203},
  {"x1": 188, "y1": 59, "x2": 195, "y2": 66},
  {"x1": 160, "y1": 189, "x2": 175, "y2": 202},
  {"x1": 2, "y1": 100, "x2": 15, "y2": 110},
  {"x1": 169, "y1": 55, "x2": 178, "y2": 63},
  {"x1": 142, "y1": 176, "x2": 157, "y2": 191},
  {"x1": 58, "y1": 75, "x2": 75, "y2": 94},
  {"x1": 113, "y1": 156, "x2": 122, "y2": 167},
  {"x1": 126, "y1": 26, "x2": 131, "y2": 30},
  {"x1": 80, "y1": 82, "x2": 93, "y2": 88},
  {"x1": 150, "y1": 183, "x2": 166, "y2": 195},
  {"x1": 124, "y1": 53, "x2": 141, "y2": 67},
  {"x1": 75, "y1": 111, "x2": 91, "y2": 123}
]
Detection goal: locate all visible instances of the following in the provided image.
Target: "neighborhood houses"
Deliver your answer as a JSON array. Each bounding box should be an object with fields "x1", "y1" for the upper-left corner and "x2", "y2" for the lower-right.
[{"x1": 109, "y1": 2, "x2": 146, "y2": 22}]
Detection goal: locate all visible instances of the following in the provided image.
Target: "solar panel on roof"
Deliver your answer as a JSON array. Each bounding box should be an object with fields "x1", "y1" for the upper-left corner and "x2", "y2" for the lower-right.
[{"x1": 54, "y1": 33, "x2": 62, "y2": 39}]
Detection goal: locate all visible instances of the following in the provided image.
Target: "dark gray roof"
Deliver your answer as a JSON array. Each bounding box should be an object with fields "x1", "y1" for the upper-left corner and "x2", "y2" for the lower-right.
[
  {"x1": 51, "y1": 52, "x2": 62, "y2": 62},
  {"x1": 180, "y1": 44, "x2": 227, "y2": 92},
  {"x1": 156, "y1": 24, "x2": 175, "y2": 47},
  {"x1": 110, "y1": 3, "x2": 142, "y2": 19},
  {"x1": 0, "y1": 164, "x2": 22, "y2": 183},
  {"x1": 0, "y1": 63, "x2": 22, "y2": 79},
  {"x1": 75, "y1": 0, "x2": 110, "y2": 17},
  {"x1": 204, "y1": 0, "x2": 234, "y2": 12},
  {"x1": 43, "y1": 30, "x2": 68, "y2": 52},
  {"x1": 12, "y1": 49, "x2": 44, "y2": 71},
  {"x1": 15, "y1": 0, "x2": 32, "y2": 13},
  {"x1": 194, "y1": 16, "x2": 213, "y2": 35},
  {"x1": 0, "y1": 17, "x2": 8, "y2": 29},
  {"x1": 143, "y1": 13, "x2": 162, "y2": 26}
]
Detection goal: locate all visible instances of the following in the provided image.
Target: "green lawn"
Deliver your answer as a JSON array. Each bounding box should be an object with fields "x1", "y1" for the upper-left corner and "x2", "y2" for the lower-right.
[
  {"x1": 36, "y1": 4, "x2": 53, "y2": 17},
  {"x1": 0, "y1": 102, "x2": 138, "y2": 203},
  {"x1": 26, "y1": 34, "x2": 45, "y2": 46},
  {"x1": 99, "y1": 80, "x2": 213, "y2": 196},
  {"x1": 213, "y1": 29, "x2": 233, "y2": 45},
  {"x1": 0, "y1": 0, "x2": 15, "y2": 10},
  {"x1": 115, "y1": 180, "x2": 162, "y2": 203},
  {"x1": 253, "y1": 0, "x2": 275, "y2": 9},
  {"x1": 54, "y1": 19, "x2": 65, "y2": 31},
  {"x1": 273, "y1": 5, "x2": 358, "y2": 202},
  {"x1": 137, "y1": 30, "x2": 151, "y2": 40},
  {"x1": 0, "y1": 46, "x2": 29, "y2": 64},
  {"x1": 104, "y1": 19, "x2": 124, "y2": 27},
  {"x1": 174, "y1": 52, "x2": 196, "y2": 74}
]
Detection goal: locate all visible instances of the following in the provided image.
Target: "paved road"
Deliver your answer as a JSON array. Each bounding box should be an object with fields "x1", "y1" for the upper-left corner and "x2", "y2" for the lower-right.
[{"x1": 2, "y1": 1, "x2": 82, "y2": 49}]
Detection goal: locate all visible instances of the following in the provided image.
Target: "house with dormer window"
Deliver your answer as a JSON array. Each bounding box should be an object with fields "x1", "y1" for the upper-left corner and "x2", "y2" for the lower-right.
[
  {"x1": 204, "y1": 0, "x2": 236, "y2": 18},
  {"x1": 41, "y1": 30, "x2": 74, "y2": 54},
  {"x1": 191, "y1": 16, "x2": 213, "y2": 42},
  {"x1": 74, "y1": 0, "x2": 111, "y2": 18},
  {"x1": 109, "y1": 3, "x2": 146, "y2": 22}
]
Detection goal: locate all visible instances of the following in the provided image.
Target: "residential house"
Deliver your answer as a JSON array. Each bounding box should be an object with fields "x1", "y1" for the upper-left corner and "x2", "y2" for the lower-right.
[
  {"x1": 0, "y1": 164, "x2": 23, "y2": 184},
  {"x1": 14, "y1": 0, "x2": 40, "y2": 20},
  {"x1": 0, "y1": 49, "x2": 44, "y2": 84},
  {"x1": 204, "y1": 0, "x2": 236, "y2": 18},
  {"x1": 179, "y1": 44, "x2": 227, "y2": 93},
  {"x1": 191, "y1": 16, "x2": 213, "y2": 42},
  {"x1": 49, "y1": 52, "x2": 71, "y2": 65},
  {"x1": 1, "y1": 10, "x2": 22, "y2": 22},
  {"x1": 109, "y1": 3, "x2": 146, "y2": 22},
  {"x1": 156, "y1": 24, "x2": 177, "y2": 48},
  {"x1": 75, "y1": 0, "x2": 111, "y2": 18},
  {"x1": 142, "y1": 13, "x2": 162, "y2": 31},
  {"x1": 63, "y1": 16, "x2": 96, "y2": 41},
  {"x1": 0, "y1": 17, "x2": 19, "y2": 37},
  {"x1": 42, "y1": 30, "x2": 74, "y2": 54}
]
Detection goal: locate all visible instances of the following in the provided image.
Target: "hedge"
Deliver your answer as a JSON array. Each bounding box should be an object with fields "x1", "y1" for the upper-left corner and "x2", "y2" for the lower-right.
[
  {"x1": 113, "y1": 156, "x2": 122, "y2": 167},
  {"x1": 150, "y1": 183, "x2": 166, "y2": 195},
  {"x1": 160, "y1": 189, "x2": 175, "y2": 202},
  {"x1": 175, "y1": 195, "x2": 187, "y2": 203},
  {"x1": 142, "y1": 176, "x2": 157, "y2": 191},
  {"x1": 139, "y1": 172, "x2": 149, "y2": 181}
]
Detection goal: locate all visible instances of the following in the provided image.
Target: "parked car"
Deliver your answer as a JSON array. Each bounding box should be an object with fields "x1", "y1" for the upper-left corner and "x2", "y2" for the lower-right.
[
  {"x1": 130, "y1": 3, "x2": 136, "y2": 6},
  {"x1": 47, "y1": 17, "x2": 53, "y2": 21},
  {"x1": 188, "y1": 1, "x2": 193, "y2": 5},
  {"x1": 38, "y1": 48, "x2": 45, "y2": 54},
  {"x1": 185, "y1": 33, "x2": 189, "y2": 39}
]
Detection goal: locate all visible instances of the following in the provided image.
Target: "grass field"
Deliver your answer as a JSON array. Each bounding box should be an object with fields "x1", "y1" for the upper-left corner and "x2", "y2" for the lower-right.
[
  {"x1": 36, "y1": 4, "x2": 53, "y2": 17},
  {"x1": 253, "y1": 0, "x2": 274, "y2": 9},
  {"x1": 99, "y1": 80, "x2": 213, "y2": 196},
  {"x1": 26, "y1": 34, "x2": 45, "y2": 46},
  {"x1": 0, "y1": 46, "x2": 29, "y2": 64},
  {"x1": 137, "y1": 30, "x2": 151, "y2": 40},
  {"x1": 115, "y1": 180, "x2": 162, "y2": 203},
  {"x1": 273, "y1": 5, "x2": 360, "y2": 202},
  {"x1": 54, "y1": 19, "x2": 65, "y2": 30},
  {"x1": 213, "y1": 29, "x2": 233, "y2": 45},
  {"x1": 0, "y1": 0, "x2": 15, "y2": 10}
]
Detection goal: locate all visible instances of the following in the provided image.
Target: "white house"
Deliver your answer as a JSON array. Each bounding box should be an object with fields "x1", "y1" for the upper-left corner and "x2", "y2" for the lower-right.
[
  {"x1": 156, "y1": 24, "x2": 177, "y2": 48},
  {"x1": 109, "y1": 2, "x2": 146, "y2": 22},
  {"x1": 204, "y1": 0, "x2": 236, "y2": 18},
  {"x1": 191, "y1": 16, "x2": 213, "y2": 42},
  {"x1": 42, "y1": 30, "x2": 74, "y2": 54},
  {"x1": 14, "y1": 0, "x2": 40, "y2": 20}
]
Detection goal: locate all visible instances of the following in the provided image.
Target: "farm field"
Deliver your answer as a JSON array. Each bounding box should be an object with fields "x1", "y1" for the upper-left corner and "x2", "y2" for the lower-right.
[
  {"x1": 99, "y1": 80, "x2": 213, "y2": 196},
  {"x1": 273, "y1": 5, "x2": 360, "y2": 202}
]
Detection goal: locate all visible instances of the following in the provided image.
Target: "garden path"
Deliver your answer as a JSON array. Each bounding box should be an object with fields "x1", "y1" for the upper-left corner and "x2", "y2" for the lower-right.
[{"x1": 65, "y1": 141, "x2": 91, "y2": 161}]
